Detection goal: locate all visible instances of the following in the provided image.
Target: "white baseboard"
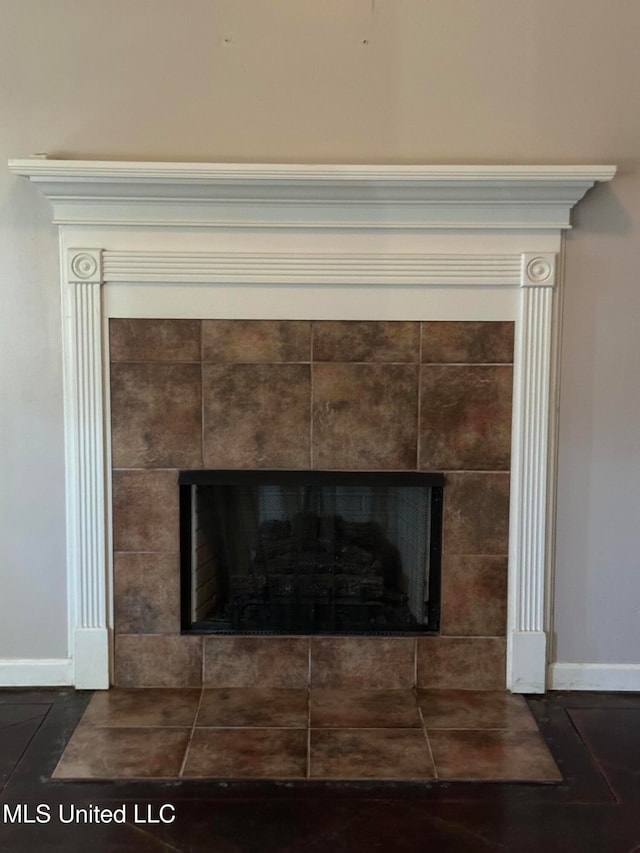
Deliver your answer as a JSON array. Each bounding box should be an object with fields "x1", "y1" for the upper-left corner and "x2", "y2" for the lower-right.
[
  {"x1": 549, "y1": 663, "x2": 640, "y2": 692},
  {"x1": 0, "y1": 658, "x2": 73, "y2": 687}
]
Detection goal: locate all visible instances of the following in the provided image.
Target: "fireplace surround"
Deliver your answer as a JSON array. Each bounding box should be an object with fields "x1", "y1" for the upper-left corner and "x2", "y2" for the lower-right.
[
  {"x1": 108, "y1": 315, "x2": 511, "y2": 690},
  {"x1": 9, "y1": 159, "x2": 616, "y2": 692}
]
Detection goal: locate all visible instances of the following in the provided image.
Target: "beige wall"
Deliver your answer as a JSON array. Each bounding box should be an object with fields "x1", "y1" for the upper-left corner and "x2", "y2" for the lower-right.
[{"x1": 1, "y1": 0, "x2": 638, "y2": 666}]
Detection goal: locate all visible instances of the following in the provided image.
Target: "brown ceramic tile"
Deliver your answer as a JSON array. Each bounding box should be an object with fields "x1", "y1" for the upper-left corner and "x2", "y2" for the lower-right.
[
  {"x1": 443, "y1": 473, "x2": 510, "y2": 555},
  {"x1": 417, "y1": 637, "x2": 506, "y2": 690},
  {"x1": 114, "y1": 553, "x2": 180, "y2": 634},
  {"x1": 202, "y1": 320, "x2": 311, "y2": 362},
  {"x1": 183, "y1": 728, "x2": 307, "y2": 779},
  {"x1": 311, "y1": 638, "x2": 415, "y2": 689},
  {"x1": 429, "y1": 728, "x2": 562, "y2": 781},
  {"x1": 440, "y1": 555, "x2": 508, "y2": 637},
  {"x1": 112, "y1": 470, "x2": 179, "y2": 553},
  {"x1": 109, "y1": 318, "x2": 201, "y2": 362},
  {"x1": 419, "y1": 365, "x2": 513, "y2": 470},
  {"x1": 310, "y1": 729, "x2": 434, "y2": 780},
  {"x1": 313, "y1": 321, "x2": 419, "y2": 363},
  {"x1": 110, "y1": 362, "x2": 202, "y2": 469},
  {"x1": 310, "y1": 689, "x2": 421, "y2": 728},
  {"x1": 80, "y1": 688, "x2": 200, "y2": 728},
  {"x1": 418, "y1": 689, "x2": 538, "y2": 731},
  {"x1": 53, "y1": 726, "x2": 189, "y2": 779},
  {"x1": 114, "y1": 635, "x2": 203, "y2": 688},
  {"x1": 422, "y1": 321, "x2": 514, "y2": 364},
  {"x1": 312, "y1": 363, "x2": 418, "y2": 469},
  {"x1": 197, "y1": 688, "x2": 308, "y2": 727},
  {"x1": 202, "y1": 364, "x2": 311, "y2": 468},
  {"x1": 204, "y1": 637, "x2": 309, "y2": 688}
]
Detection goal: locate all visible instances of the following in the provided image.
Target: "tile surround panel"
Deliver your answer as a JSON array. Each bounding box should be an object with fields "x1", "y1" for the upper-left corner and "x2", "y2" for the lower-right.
[{"x1": 110, "y1": 319, "x2": 514, "y2": 689}]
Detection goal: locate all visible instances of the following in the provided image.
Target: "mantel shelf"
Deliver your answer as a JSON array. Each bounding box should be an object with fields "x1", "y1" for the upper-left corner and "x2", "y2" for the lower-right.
[{"x1": 8, "y1": 159, "x2": 616, "y2": 229}]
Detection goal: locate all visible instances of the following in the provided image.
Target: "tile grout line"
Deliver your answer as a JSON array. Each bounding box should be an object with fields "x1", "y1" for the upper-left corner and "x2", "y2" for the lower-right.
[
  {"x1": 179, "y1": 684, "x2": 205, "y2": 778},
  {"x1": 439, "y1": 469, "x2": 512, "y2": 474},
  {"x1": 199, "y1": 320, "x2": 205, "y2": 467},
  {"x1": 307, "y1": 639, "x2": 312, "y2": 779},
  {"x1": 416, "y1": 693, "x2": 439, "y2": 779},
  {"x1": 111, "y1": 359, "x2": 514, "y2": 367},
  {"x1": 417, "y1": 323, "x2": 423, "y2": 470},
  {"x1": 188, "y1": 724, "x2": 309, "y2": 731},
  {"x1": 309, "y1": 323, "x2": 314, "y2": 468},
  {"x1": 306, "y1": 689, "x2": 312, "y2": 780},
  {"x1": 115, "y1": 359, "x2": 509, "y2": 366}
]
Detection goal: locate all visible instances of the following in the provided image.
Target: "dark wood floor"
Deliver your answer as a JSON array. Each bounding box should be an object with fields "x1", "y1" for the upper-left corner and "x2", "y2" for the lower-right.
[{"x1": 1, "y1": 688, "x2": 640, "y2": 851}]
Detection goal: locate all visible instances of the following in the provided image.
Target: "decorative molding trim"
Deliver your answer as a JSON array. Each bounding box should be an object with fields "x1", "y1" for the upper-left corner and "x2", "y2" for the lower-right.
[
  {"x1": 521, "y1": 253, "x2": 556, "y2": 288},
  {"x1": 0, "y1": 658, "x2": 73, "y2": 687},
  {"x1": 103, "y1": 251, "x2": 522, "y2": 286},
  {"x1": 7, "y1": 160, "x2": 618, "y2": 182},
  {"x1": 549, "y1": 663, "x2": 640, "y2": 692},
  {"x1": 62, "y1": 253, "x2": 109, "y2": 689},
  {"x1": 507, "y1": 265, "x2": 555, "y2": 693},
  {"x1": 67, "y1": 249, "x2": 102, "y2": 284},
  {"x1": 8, "y1": 160, "x2": 616, "y2": 230}
]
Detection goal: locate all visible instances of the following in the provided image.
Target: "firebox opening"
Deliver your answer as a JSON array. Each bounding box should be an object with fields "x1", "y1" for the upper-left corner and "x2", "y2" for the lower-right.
[{"x1": 179, "y1": 471, "x2": 443, "y2": 636}]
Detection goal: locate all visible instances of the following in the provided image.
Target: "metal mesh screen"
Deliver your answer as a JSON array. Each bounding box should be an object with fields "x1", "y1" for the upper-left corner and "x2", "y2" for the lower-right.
[{"x1": 189, "y1": 479, "x2": 437, "y2": 634}]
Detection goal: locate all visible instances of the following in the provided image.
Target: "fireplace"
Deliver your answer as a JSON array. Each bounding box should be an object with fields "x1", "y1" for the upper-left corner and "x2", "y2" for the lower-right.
[
  {"x1": 8, "y1": 158, "x2": 616, "y2": 691},
  {"x1": 179, "y1": 470, "x2": 443, "y2": 635}
]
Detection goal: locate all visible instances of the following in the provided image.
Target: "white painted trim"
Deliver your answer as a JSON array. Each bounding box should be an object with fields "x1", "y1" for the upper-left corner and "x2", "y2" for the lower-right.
[
  {"x1": 506, "y1": 255, "x2": 556, "y2": 693},
  {"x1": 8, "y1": 160, "x2": 615, "y2": 230},
  {"x1": 7, "y1": 160, "x2": 618, "y2": 182},
  {"x1": 104, "y1": 284, "x2": 520, "y2": 322},
  {"x1": 103, "y1": 251, "x2": 522, "y2": 286},
  {"x1": 0, "y1": 659, "x2": 73, "y2": 687},
  {"x1": 509, "y1": 631, "x2": 548, "y2": 693},
  {"x1": 62, "y1": 249, "x2": 109, "y2": 690},
  {"x1": 73, "y1": 628, "x2": 109, "y2": 690},
  {"x1": 549, "y1": 663, "x2": 640, "y2": 692}
]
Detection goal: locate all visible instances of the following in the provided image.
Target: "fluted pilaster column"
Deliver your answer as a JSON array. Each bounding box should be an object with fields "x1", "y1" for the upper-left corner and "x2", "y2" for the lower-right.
[
  {"x1": 64, "y1": 249, "x2": 108, "y2": 688},
  {"x1": 508, "y1": 253, "x2": 556, "y2": 692}
]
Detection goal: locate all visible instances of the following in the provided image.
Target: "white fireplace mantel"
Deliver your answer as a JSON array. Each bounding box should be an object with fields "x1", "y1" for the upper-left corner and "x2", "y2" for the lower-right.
[
  {"x1": 9, "y1": 159, "x2": 615, "y2": 230},
  {"x1": 9, "y1": 159, "x2": 616, "y2": 691}
]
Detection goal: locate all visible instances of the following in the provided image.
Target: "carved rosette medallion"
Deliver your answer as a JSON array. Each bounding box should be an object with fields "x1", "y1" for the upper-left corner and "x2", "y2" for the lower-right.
[
  {"x1": 522, "y1": 253, "x2": 556, "y2": 287},
  {"x1": 67, "y1": 249, "x2": 102, "y2": 284}
]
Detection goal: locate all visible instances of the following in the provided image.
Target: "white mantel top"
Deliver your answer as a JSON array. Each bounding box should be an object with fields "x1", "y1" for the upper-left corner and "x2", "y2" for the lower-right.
[{"x1": 8, "y1": 159, "x2": 616, "y2": 229}]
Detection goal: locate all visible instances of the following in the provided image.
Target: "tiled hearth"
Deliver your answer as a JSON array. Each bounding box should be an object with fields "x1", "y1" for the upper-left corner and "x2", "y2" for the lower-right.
[
  {"x1": 53, "y1": 688, "x2": 561, "y2": 782},
  {"x1": 110, "y1": 319, "x2": 512, "y2": 691}
]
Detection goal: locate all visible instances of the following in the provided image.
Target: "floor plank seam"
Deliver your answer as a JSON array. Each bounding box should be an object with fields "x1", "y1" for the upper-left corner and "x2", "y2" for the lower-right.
[{"x1": 564, "y1": 705, "x2": 621, "y2": 804}]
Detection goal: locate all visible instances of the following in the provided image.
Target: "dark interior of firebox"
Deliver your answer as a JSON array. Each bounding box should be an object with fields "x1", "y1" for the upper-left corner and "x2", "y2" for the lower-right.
[{"x1": 180, "y1": 472, "x2": 443, "y2": 635}]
